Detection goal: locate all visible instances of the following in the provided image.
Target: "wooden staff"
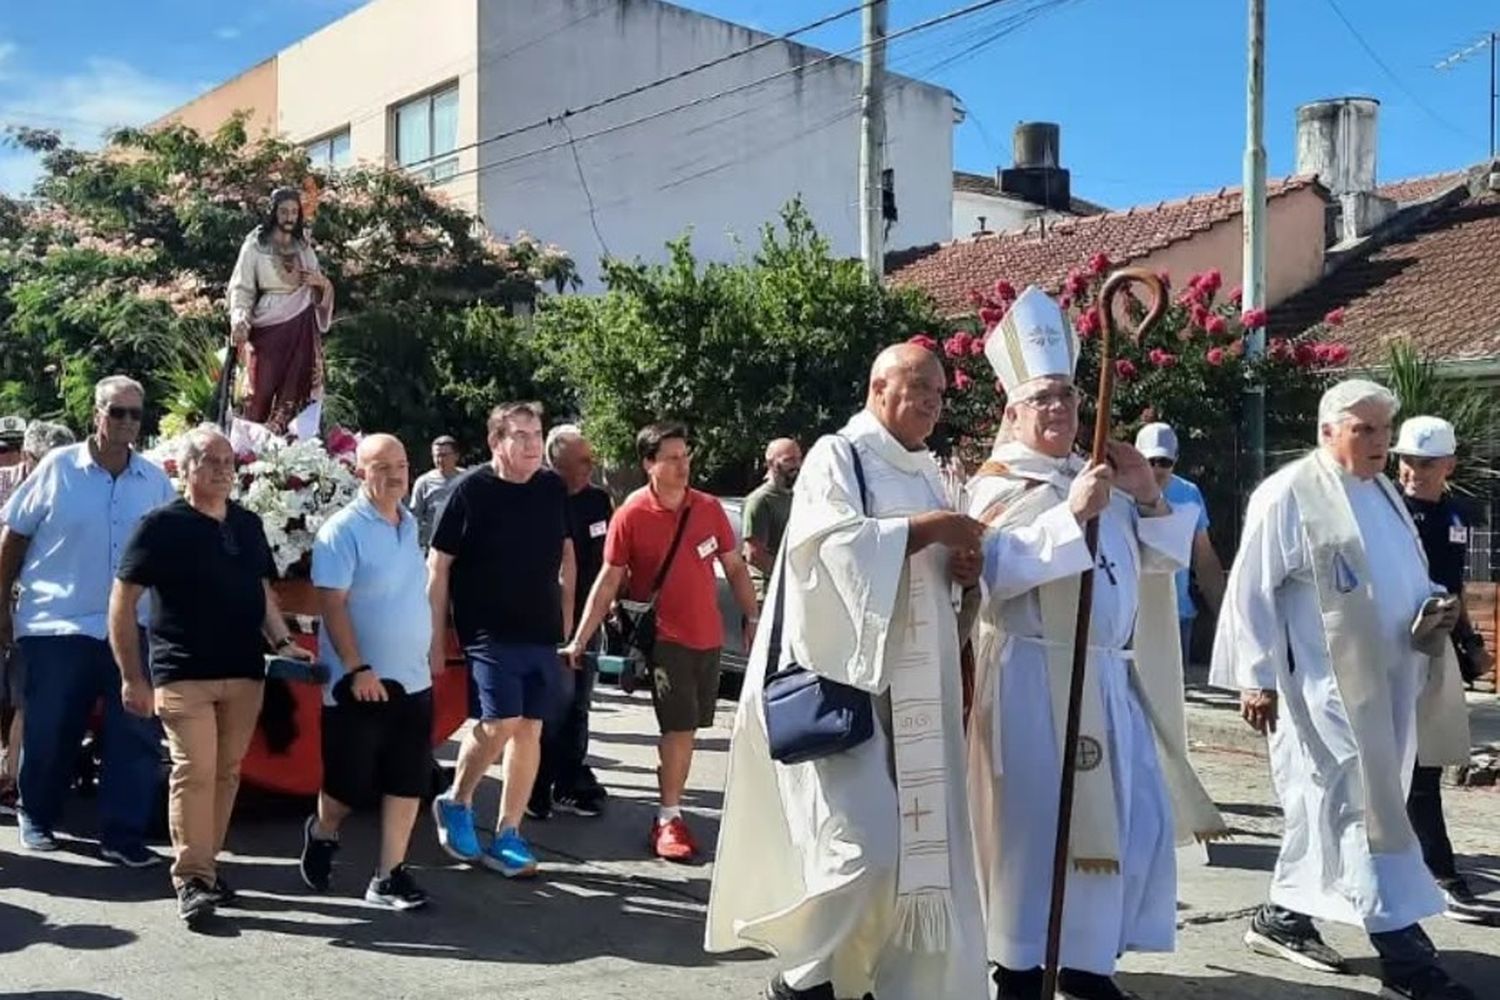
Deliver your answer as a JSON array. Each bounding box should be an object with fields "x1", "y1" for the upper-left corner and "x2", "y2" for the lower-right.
[{"x1": 1041, "y1": 267, "x2": 1167, "y2": 998}]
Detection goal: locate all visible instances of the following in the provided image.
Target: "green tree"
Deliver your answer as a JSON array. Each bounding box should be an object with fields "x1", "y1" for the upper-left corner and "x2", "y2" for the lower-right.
[
  {"x1": 535, "y1": 202, "x2": 945, "y2": 492},
  {"x1": 1380, "y1": 340, "x2": 1498, "y2": 501}
]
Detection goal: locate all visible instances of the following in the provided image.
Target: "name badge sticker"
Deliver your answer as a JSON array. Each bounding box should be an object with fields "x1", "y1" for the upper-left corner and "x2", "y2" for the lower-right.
[
  {"x1": 696, "y1": 536, "x2": 719, "y2": 559},
  {"x1": 1450, "y1": 525, "x2": 1468, "y2": 545},
  {"x1": 589, "y1": 520, "x2": 608, "y2": 538}
]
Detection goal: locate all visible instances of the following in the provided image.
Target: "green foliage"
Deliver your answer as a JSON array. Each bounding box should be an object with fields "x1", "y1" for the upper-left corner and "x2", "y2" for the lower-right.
[
  {"x1": 1381, "y1": 341, "x2": 1499, "y2": 500},
  {"x1": 535, "y1": 202, "x2": 944, "y2": 491},
  {"x1": 0, "y1": 118, "x2": 576, "y2": 453}
]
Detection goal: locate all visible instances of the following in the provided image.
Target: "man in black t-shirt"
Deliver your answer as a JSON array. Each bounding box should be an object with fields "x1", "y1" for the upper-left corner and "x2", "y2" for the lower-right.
[
  {"x1": 1393, "y1": 416, "x2": 1497, "y2": 927},
  {"x1": 110, "y1": 425, "x2": 310, "y2": 924},
  {"x1": 529, "y1": 424, "x2": 613, "y2": 820},
  {"x1": 427, "y1": 402, "x2": 576, "y2": 879}
]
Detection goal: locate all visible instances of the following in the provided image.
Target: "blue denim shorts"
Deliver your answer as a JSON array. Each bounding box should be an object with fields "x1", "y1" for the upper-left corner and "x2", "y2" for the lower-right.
[{"x1": 465, "y1": 641, "x2": 562, "y2": 722}]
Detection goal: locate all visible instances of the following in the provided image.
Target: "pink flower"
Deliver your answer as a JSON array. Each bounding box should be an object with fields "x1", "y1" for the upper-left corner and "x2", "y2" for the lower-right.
[
  {"x1": 1075, "y1": 307, "x2": 1102, "y2": 338},
  {"x1": 970, "y1": 336, "x2": 987, "y2": 357},
  {"x1": 1324, "y1": 307, "x2": 1346, "y2": 326},
  {"x1": 993, "y1": 279, "x2": 1016, "y2": 300},
  {"x1": 953, "y1": 369, "x2": 973, "y2": 391},
  {"x1": 943, "y1": 332, "x2": 974, "y2": 358},
  {"x1": 1326, "y1": 343, "x2": 1350, "y2": 365},
  {"x1": 1205, "y1": 346, "x2": 1226, "y2": 366},
  {"x1": 1294, "y1": 342, "x2": 1318, "y2": 368},
  {"x1": 326, "y1": 426, "x2": 360, "y2": 456},
  {"x1": 1060, "y1": 294, "x2": 1073, "y2": 309},
  {"x1": 1088, "y1": 252, "x2": 1112, "y2": 276},
  {"x1": 1177, "y1": 288, "x2": 1205, "y2": 309},
  {"x1": 1066, "y1": 271, "x2": 1089, "y2": 298},
  {"x1": 1115, "y1": 359, "x2": 1138, "y2": 380},
  {"x1": 1229, "y1": 338, "x2": 1246, "y2": 358},
  {"x1": 1205, "y1": 315, "x2": 1228, "y2": 337},
  {"x1": 1148, "y1": 348, "x2": 1178, "y2": 368},
  {"x1": 1228, "y1": 286, "x2": 1244, "y2": 307},
  {"x1": 1198, "y1": 268, "x2": 1223, "y2": 293},
  {"x1": 978, "y1": 307, "x2": 1006, "y2": 329},
  {"x1": 908, "y1": 333, "x2": 939, "y2": 352},
  {"x1": 1240, "y1": 307, "x2": 1268, "y2": 330}
]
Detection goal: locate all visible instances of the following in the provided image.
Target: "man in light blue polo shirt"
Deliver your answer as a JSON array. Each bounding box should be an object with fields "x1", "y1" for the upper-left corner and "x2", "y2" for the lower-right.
[
  {"x1": 301, "y1": 434, "x2": 434, "y2": 910},
  {"x1": 1136, "y1": 422, "x2": 1226, "y2": 666},
  {"x1": 0, "y1": 375, "x2": 176, "y2": 861}
]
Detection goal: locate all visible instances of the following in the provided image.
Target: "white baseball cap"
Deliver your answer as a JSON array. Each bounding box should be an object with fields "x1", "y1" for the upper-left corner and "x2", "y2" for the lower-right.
[
  {"x1": 1134, "y1": 422, "x2": 1179, "y2": 462},
  {"x1": 1392, "y1": 416, "x2": 1456, "y2": 459}
]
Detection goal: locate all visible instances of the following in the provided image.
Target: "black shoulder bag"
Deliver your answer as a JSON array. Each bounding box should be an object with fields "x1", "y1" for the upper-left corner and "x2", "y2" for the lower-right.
[
  {"x1": 762, "y1": 435, "x2": 876, "y2": 765},
  {"x1": 614, "y1": 499, "x2": 692, "y2": 693}
]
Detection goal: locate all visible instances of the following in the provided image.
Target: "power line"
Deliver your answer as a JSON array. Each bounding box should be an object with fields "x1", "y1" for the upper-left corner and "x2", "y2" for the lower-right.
[
  {"x1": 440, "y1": 0, "x2": 1039, "y2": 187},
  {"x1": 1321, "y1": 0, "x2": 1477, "y2": 141},
  {"x1": 398, "y1": 0, "x2": 868, "y2": 172},
  {"x1": 559, "y1": 118, "x2": 610, "y2": 257}
]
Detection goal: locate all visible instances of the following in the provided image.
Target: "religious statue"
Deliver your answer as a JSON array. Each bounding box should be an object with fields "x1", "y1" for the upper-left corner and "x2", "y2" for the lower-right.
[{"x1": 226, "y1": 186, "x2": 335, "y2": 439}]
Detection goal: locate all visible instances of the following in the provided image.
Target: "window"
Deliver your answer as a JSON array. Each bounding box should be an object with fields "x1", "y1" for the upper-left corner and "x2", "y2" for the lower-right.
[
  {"x1": 394, "y1": 84, "x2": 459, "y2": 183},
  {"x1": 304, "y1": 129, "x2": 351, "y2": 172}
]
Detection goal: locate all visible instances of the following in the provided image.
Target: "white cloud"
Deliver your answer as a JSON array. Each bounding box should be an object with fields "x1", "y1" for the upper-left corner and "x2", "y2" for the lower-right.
[
  {"x1": 0, "y1": 40, "x2": 17, "y2": 81},
  {"x1": 214, "y1": 26, "x2": 243, "y2": 41},
  {"x1": 0, "y1": 57, "x2": 203, "y2": 195}
]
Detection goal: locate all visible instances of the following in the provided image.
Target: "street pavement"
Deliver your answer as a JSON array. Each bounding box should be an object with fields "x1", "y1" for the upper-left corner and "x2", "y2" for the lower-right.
[{"x1": 2, "y1": 682, "x2": 1498, "y2": 1000}]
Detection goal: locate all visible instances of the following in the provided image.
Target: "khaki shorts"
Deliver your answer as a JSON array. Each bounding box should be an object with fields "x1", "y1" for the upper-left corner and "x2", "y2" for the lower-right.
[{"x1": 649, "y1": 641, "x2": 721, "y2": 733}]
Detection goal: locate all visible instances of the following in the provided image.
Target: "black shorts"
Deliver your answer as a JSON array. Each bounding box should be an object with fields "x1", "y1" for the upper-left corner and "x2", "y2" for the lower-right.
[
  {"x1": 321, "y1": 687, "x2": 434, "y2": 808},
  {"x1": 649, "y1": 641, "x2": 721, "y2": 733}
]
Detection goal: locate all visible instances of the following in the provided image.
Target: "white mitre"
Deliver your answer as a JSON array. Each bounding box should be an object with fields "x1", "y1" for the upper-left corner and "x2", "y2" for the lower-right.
[{"x1": 983, "y1": 285, "x2": 1079, "y2": 395}]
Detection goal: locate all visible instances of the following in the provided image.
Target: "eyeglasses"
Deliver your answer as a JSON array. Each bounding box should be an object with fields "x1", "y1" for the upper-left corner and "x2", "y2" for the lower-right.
[
  {"x1": 1014, "y1": 388, "x2": 1080, "y2": 411},
  {"x1": 104, "y1": 405, "x2": 144, "y2": 423},
  {"x1": 1148, "y1": 458, "x2": 1176, "y2": 470}
]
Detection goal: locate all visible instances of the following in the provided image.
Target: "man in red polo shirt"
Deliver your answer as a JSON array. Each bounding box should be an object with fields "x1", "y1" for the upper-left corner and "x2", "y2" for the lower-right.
[{"x1": 564, "y1": 422, "x2": 758, "y2": 861}]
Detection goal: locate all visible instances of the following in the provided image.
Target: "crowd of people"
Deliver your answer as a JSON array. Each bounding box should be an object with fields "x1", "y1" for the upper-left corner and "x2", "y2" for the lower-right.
[{"x1": 0, "y1": 282, "x2": 1494, "y2": 1000}]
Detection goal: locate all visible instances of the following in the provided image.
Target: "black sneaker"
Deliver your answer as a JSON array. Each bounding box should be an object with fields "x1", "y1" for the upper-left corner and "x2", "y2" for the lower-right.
[
  {"x1": 764, "y1": 975, "x2": 834, "y2": 1000},
  {"x1": 1439, "y1": 877, "x2": 1499, "y2": 925},
  {"x1": 1244, "y1": 909, "x2": 1348, "y2": 974},
  {"x1": 1059, "y1": 969, "x2": 1141, "y2": 1000},
  {"x1": 177, "y1": 878, "x2": 217, "y2": 924},
  {"x1": 525, "y1": 790, "x2": 552, "y2": 821},
  {"x1": 364, "y1": 864, "x2": 428, "y2": 911},
  {"x1": 207, "y1": 876, "x2": 236, "y2": 906},
  {"x1": 1380, "y1": 966, "x2": 1479, "y2": 1000},
  {"x1": 298, "y1": 815, "x2": 339, "y2": 892},
  {"x1": 554, "y1": 785, "x2": 605, "y2": 818},
  {"x1": 993, "y1": 965, "x2": 1043, "y2": 1000}
]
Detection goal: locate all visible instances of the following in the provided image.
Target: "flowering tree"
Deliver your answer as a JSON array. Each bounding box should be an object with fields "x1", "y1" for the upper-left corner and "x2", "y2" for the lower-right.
[
  {"x1": 0, "y1": 118, "x2": 577, "y2": 455},
  {"x1": 925, "y1": 258, "x2": 1347, "y2": 542}
]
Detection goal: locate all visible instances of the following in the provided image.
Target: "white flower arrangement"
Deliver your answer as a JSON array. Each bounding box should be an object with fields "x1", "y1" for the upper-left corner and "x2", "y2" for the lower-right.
[{"x1": 146, "y1": 427, "x2": 361, "y2": 577}]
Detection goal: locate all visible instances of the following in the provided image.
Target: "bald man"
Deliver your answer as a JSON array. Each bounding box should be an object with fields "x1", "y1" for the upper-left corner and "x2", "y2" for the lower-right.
[
  {"x1": 742, "y1": 437, "x2": 802, "y2": 603},
  {"x1": 708, "y1": 342, "x2": 991, "y2": 1000},
  {"x1": 303, "y1": 433, "x2": 435, "y2": 910}
]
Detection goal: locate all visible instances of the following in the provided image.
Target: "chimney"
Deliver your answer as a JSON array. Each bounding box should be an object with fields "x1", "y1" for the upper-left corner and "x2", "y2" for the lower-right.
[
  {"x1": 1295, "y1": 97, "x2": 1397, "y2": 244},
  {"x1": 999, "y1": 122, "x2": 1071, "y2": 212}
]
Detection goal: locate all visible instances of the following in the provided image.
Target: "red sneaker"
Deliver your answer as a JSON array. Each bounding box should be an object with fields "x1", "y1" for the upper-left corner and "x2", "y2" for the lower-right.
[{"x1": 650, "y1": 816, "x2": 698, "y2": 862}]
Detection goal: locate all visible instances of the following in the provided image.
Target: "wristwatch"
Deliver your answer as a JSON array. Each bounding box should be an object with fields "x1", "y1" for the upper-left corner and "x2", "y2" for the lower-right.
[
  {"x1": 274, "y1": 636, "x2": 297, "y2": 652},
  {"x1": 348, "y1": 664, "x2": 373, "y2": 676}
]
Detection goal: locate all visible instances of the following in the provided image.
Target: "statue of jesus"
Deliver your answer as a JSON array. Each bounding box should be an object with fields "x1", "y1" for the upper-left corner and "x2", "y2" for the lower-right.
[{"x1": 227, "y1": 187, "x2": 335, "y2": 439}]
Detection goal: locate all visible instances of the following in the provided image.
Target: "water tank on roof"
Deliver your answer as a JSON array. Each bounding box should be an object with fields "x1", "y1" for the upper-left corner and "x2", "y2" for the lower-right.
[
  {"x1": 1295, "y1": 98, "x2": 1379, "y2": 197},
  {"x1": 1013, "y1": 122, "x2": 1061, "y2": 170}
]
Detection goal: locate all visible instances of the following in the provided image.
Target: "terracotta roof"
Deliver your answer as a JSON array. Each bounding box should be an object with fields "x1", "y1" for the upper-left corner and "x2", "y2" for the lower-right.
[
  {"x1": 1376, "y1": 171, "x2": 1467, "y2": 204},
  {"x1": 894, "y1": 175, "x2": 1323, "y2": 315},
  {"x1": 1268, "y1": 185, "x2": 1500, "y2": 365}
]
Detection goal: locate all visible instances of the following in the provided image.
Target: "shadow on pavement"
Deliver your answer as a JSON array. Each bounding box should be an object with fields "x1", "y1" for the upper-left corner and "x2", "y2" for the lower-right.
[
  {"x1": 1204, "y1": 840, "x2": 1280, "y2": 873},
  {"x1": 0, "y1": 896, "x2": 136, "y2": 955},
  {"x1": 1121, "y1": 969, "x2": 1370, "y2": 999},
  {"x1": 0, "y1": 849, "x2": 168, "y2": 904},
  {"x1": 0, "y1": 994, "x2": 125, "y2": 1000}
]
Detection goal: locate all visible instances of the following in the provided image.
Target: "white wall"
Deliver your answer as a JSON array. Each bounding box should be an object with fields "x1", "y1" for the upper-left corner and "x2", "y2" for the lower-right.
[
  {"x1": 952, "y1": 189, "x2": 1070, "y2": 239},
  {"x1": 277, "y1": 0, "x2": 481, "y2": 211},
  {"x1": 475, "y1": 0, "x2": 955, "y2": 290}
]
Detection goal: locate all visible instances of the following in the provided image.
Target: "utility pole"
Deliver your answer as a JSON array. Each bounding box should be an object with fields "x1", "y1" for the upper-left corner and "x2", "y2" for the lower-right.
[
  {"x1": 1242, "y1": 0, "x2": 1267, "y2": 490},
  {"x1": 1435, "y1": 31, "x2": 1499, "y2": 159},
  {"x1": 860, "y1": 0, "x2": 888, "y2": 279}
]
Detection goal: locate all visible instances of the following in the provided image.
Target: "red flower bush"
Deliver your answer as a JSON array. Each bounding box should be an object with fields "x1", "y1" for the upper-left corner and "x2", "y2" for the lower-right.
[
  {"x1": 908, "y1": 333, "x2": 939, "y2": 352},
  {"x1": 943, "y1": 332, "x2": 974, "y2": 358},
  {"x1": 953, "y1": 369, "x2": 972, "y2": 391},
  {"x1": 1089, "y1": 253, "x2": 1112, "y2": 276},
  {"x1": 1240, "y1": 308, "x2": 1268, "y2": 330},
  {"x1": 1205, "y1": 346, "x2": 1226, "y2": 366},
  {"x1": 1324, "y1": 307, "x2": 1346, "y2": 326},
  {"x1": 1205, "y1": 314, "x2": 1227, "y2": 337},
  {"x1": 1115, "y1": 358, "x2": 1138, "y2": 380}
]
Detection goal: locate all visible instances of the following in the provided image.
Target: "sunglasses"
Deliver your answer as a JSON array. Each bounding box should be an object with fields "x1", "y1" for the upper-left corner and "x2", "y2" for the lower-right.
[
  {"x1": 104, "y1": 405, "x2": 144, "y2": 423},
  {"x1": 1148, "y1": 458, "x2": 1176, "y2": 470}
]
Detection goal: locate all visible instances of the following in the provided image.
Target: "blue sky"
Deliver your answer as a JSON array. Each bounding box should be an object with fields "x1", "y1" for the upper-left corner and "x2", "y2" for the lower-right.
[{"x1": 1, "y1": 0, "x2": 1494, "y2": 207}]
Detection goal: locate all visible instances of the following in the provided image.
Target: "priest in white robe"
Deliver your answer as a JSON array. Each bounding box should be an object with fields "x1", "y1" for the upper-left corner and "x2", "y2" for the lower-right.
[
  {"x1": 965, "y1": 287, "x2": 1226, "y2": 1000},
  {"x1": 705, "y1": 343, "x2": 991, "y2": 1000},
  {"x1": 1211, "y1": 379, "x2": 1477, "y2": 1000}
]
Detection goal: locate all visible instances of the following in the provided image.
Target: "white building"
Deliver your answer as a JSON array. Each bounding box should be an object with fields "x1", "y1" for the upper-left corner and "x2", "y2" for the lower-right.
[{"x1": 160, "y1": 0, "x2": 959, "y2": 290}]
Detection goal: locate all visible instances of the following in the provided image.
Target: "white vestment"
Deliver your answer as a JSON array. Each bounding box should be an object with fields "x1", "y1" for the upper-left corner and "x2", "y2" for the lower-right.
[
  {"x1": 705, "y1": 411, "x2": 987, "y2": 1000},
  {"x1": 1210, "y1": 457, "x2": 1445, "y2": 932},
  {"x1": 967, "y1": 448, "x2": 1198, "y2": 976}
]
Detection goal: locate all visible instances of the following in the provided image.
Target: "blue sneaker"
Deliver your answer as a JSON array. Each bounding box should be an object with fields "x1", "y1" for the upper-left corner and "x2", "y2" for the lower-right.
[
  {"x1": 100, "y1": 842, "x2": 163, "y2": 868},
  {"x1": 431, "y1": 795, "x2": 481, "y2": 862},
  {"x1": 18, "y1": 813, "x2": 57, "y2": 852},
  {"x1": 481, "y1": 827, "x2": 538, "y2": 878}
]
